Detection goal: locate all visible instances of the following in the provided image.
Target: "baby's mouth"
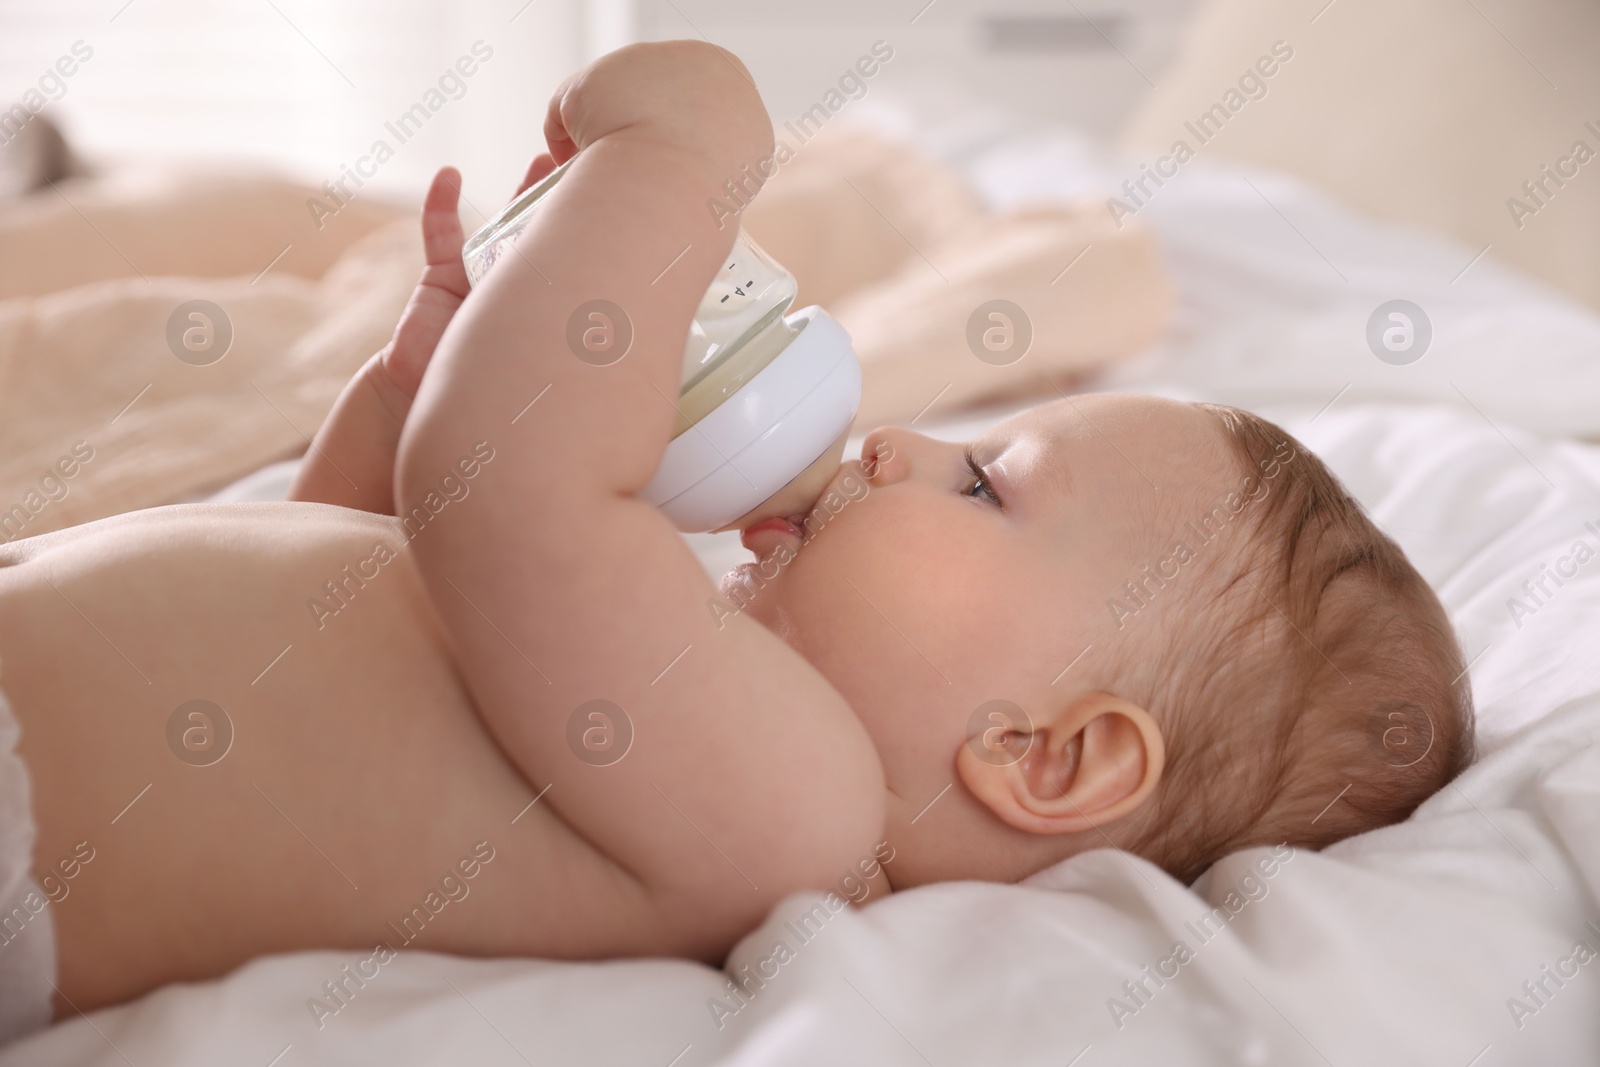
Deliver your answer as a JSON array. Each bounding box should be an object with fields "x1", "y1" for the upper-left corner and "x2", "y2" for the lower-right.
[
  {"x1": 735, "y1": 454, "x2": 868, "y2": 560},
  {"x1": 739, "y1": 514, "x2": 806, "y2": 560}
]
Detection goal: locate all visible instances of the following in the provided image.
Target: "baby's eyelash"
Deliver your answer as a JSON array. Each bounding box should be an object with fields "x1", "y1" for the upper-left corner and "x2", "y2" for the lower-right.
[{"x1": 963, "y1": 448, "x2": 1002, "y2": 507}]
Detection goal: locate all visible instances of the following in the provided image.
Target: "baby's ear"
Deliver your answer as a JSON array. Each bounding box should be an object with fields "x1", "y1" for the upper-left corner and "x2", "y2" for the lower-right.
[{"x1": 955, "y1": 692, "x2": 1165, "y2": 837}]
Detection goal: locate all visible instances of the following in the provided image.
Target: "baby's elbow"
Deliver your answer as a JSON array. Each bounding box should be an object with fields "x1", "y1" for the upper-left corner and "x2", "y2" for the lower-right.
[
  {"x1": 656, "y1": 754, "x2": 887, "y2": 955},
  {"x1": 755, "y1": 748, "x2": 889, "y2": 909}
]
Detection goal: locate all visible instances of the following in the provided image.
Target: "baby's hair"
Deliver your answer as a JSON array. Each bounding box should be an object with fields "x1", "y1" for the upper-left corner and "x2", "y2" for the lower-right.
[{"x1": 1127, "y1": 405, "x2": 1475, "y2": 884}]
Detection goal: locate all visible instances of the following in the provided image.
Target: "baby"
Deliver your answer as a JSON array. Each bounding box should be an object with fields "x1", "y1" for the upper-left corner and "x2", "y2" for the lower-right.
[{"x1": 0, "y1": 41, "x2": 1472, "y2": 1041}]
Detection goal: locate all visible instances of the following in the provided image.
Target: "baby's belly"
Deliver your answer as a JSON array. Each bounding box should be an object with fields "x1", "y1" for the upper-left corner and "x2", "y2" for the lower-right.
[{"x1": 0, "y1": 502, "x2": 622, "y2": 1013}]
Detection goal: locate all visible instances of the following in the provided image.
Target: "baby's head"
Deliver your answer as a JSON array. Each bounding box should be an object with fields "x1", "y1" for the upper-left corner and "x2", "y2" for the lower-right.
[{"x1": 727, "y1": 393, "x2": 1474, "y2": 886}]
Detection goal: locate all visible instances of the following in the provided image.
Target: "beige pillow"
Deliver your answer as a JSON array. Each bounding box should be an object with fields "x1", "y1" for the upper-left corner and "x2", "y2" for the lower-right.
[{"x1": 1119, "y1": 0, "x2": 1600, "y2": 308}]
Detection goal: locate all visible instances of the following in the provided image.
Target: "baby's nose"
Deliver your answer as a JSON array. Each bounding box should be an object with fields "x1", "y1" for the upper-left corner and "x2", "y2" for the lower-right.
[{"x1": 859, "y1": 426, "x2": 928, "y2": 484}]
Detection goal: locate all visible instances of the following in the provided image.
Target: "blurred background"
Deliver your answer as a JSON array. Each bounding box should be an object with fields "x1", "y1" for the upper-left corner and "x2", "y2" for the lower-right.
[
  {"x1": 7, "y1": 0, "x2": 1597, "y2": 302},
  {"x1": 0, "y1": 0, "x2": 1205, "y2": 209},
  {"x1": 4, "y1": 0, "x2": 1600, "y2": 540}
]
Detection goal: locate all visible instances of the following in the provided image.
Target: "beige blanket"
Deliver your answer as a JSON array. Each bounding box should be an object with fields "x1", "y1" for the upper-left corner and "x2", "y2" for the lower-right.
[{"x1": 0, "y1": 129, "x2": 1170, "y2": 541}]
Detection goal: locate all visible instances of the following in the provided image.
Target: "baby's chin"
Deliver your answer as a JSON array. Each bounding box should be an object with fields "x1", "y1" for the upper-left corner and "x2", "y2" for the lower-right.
[
  {"x1": 715, "y1": 557, "x2": 802, "y2": 632},
  {"x1": 718, "y1": 559, "x2": 777, "y2": 605},
  {"x1": 716, "y1": 563, "x2": 754, "y2": 601}
]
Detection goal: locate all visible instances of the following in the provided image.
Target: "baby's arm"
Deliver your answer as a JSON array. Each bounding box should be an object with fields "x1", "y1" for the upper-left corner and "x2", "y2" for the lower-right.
[{"x1": 395, "y1": 43, "x2": 885, "y2": 949}]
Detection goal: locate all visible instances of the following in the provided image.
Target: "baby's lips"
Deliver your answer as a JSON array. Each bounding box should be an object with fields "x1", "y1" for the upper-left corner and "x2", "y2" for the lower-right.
[{"x1": 739, "y1": 514, "x2": 805, "y2": 559}]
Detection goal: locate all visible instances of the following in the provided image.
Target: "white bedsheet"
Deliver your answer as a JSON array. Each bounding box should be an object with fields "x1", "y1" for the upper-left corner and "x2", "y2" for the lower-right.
[{"x1": 11, "y1": 135, "x2": 1600, "y2": 1065}]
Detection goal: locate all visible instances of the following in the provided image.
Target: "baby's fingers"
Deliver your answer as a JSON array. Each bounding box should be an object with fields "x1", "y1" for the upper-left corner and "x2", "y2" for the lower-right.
[
  {"x1": 418, "y1": 166, "x2": 470, "y2": 299},
  {"x1": 421, "y1": 167, "x2": 467, "y2": 269}
]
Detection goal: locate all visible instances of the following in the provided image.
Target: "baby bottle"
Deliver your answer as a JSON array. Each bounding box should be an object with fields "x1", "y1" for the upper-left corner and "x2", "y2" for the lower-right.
[{"x1": 462, "y1": 157, "x2": 861, "y2": 534}]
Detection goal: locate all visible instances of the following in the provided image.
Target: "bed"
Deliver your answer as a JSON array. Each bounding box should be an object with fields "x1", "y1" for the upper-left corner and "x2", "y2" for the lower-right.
[{"x1": 6, "y1": 105, "x2": 1598, "y2": 1064}]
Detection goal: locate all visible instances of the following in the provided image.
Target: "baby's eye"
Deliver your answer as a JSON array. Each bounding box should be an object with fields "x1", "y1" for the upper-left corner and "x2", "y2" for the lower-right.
[{"x1": 963, "y1": 449, "x2": 1002, "y2": 507}]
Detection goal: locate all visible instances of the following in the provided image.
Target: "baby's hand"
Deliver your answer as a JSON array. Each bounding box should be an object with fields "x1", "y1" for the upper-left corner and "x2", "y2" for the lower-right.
[
  {"x1": 375, "y1": 167, "x2": 469, "y2": 400},
  {"x1": 380, "y1": 159, "x2": 560, "y2": 398},
  {"x1": 542, "y1": 40, "x2": 771, "y2": 170},
  {"x1": 291, "y1": 158, "x2": 555, "y2": 512},
  {"x1": 386, "y1": 42, "x2": 765, "y2": 414}
]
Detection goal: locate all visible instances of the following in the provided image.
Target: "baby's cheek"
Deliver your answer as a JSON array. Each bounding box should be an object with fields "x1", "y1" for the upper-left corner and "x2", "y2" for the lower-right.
[
  {"x1": 845, "y1": 533, "x2": 989, "y2": 648},
  {"x1": 788, "y1": 541, "x2": 992, "y2": 769},
  {"x1": 868, "y1": 520, "x2": 994, "y2": 605}
]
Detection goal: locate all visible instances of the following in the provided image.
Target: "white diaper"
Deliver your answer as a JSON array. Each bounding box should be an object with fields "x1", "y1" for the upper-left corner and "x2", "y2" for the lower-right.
[{"x1": 0, "y1": 676, "x2": 56, "y2": 1045}]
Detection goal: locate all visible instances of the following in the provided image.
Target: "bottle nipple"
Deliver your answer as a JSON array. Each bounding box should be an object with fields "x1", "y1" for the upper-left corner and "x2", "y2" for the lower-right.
[{"x1": 717, "y1": 429, "x2": 851, "y2": 534}]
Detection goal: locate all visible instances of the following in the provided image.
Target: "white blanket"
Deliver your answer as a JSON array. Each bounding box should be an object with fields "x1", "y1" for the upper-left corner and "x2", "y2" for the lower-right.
[{"x1": 11, "y1": 132, "x2": 1600, "y2": 1065}]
